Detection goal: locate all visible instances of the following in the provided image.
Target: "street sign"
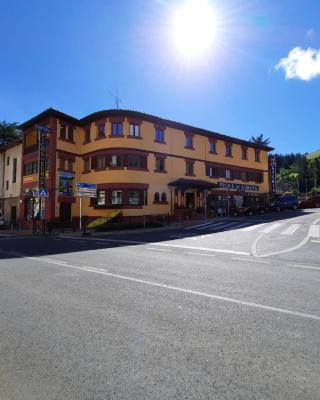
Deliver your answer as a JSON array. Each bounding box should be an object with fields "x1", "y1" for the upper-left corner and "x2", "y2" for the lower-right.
[
  {"x1": 34, "y1": 189, "x2": 49, "y2": 198},
  {"x1": 76, "y1": 182, "x2": 97, "y2": 198}
]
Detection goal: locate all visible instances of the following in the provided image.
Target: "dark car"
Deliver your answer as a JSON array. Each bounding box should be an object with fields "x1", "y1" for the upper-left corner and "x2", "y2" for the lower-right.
[
  {"x1": 299, "y1": 196, "x2": 320, "y2": 209},
  {"x1": 270, "y1": 195, "x2": 299, "y2": 212}
]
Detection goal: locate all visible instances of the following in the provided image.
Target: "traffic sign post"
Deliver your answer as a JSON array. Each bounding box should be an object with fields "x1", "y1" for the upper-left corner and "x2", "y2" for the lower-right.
[{"x1": 76, "y1": 183, "x2": 97, "y2": 231}]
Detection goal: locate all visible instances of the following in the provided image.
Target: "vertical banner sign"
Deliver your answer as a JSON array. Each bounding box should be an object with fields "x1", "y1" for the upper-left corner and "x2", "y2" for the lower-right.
[
  {"x1": 270, "y1": 156, "x2": 277, "y2": 193},
  {"x1": 35, "y1": 125, "x2": 51, "y2": 222}
]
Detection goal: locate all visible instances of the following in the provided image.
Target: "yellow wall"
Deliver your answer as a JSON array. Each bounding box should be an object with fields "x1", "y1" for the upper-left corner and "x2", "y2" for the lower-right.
[{"x1": 54, "y1": 117, "x2": 270, "y2": 218}]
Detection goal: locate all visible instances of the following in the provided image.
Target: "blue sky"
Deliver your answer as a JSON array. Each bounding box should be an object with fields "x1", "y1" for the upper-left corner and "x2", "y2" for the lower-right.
[{"x1": 0, "y1": 0, "x2": 319, "y2": 154}]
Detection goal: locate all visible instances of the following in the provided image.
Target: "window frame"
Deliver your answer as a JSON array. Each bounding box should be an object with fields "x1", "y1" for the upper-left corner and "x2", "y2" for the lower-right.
[
  {"x1": 12, "y1": 158, "x2": 17, "y2": 183},
  {"x1": 111, "y1": 190, "x2": 123, "y2": 205},
  {"x1": 225, "y1": 143, "x2": 232, "y2": 157},
  {"x1": 155, "y1": 128, "x2": 165, "y2": 143},
  {"x1": 129, "y1": 123, "x2": 140, "y2": 137},
  {"x1": 128, "y1": 154, "x2": 141, "y2": 169},
  {"x1": 111, "y1": 122, "x2": 123, "y2": 137},
  {"x1": 226, "y1": 169, "x2": 232, "y2": 179}
]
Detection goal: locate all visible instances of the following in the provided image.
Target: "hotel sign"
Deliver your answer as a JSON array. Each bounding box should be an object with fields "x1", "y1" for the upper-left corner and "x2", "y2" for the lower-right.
[
  {"x1": 218, "y1": 182, "x2": 259, "y2": 192},
  {"x1": 35, "y1": 124, "x2": 51, "y2": 189},
  {"x1": 270, "y1": 156, "x2": 277, "y2": 193}
]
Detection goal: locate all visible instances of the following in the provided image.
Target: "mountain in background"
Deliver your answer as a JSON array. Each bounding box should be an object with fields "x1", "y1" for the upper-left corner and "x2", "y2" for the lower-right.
[{"x1": 306, "y1": 150, "x2": 320, "y2": 160}]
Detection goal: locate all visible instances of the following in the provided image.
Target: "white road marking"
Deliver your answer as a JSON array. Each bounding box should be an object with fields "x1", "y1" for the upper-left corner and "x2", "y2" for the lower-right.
[
  {"x1": 288, "y1": 264, "x2": 320, "y2": 271},
  {"x1": 184, "y1": 221, "x2": 219, "y2": 230},
  {"x1": 152, "y1": 243, "x2": 250, "y2": 256},
  {"x1": 41, "y1": 258, "x2": 69, "y2": 264},
  {"x1": 259, "y1": 223, "x2": 282, "y2": 233},
  {"x1": 146, "y1": 248, "x2": 172, "y2": 252},
  {"x1": 232, "y1": 257, "x2": 270, "y2": 264},
  {"x1": 241, "y1": 223, "x2": 265, "y2": 232},
  {"x1": 312, "y1": 216, "x2": 320, "y2": 225},
  {"x1": 186, "y1": 252, "x2": 216, "y2": 257},
  {"x1": 207, "y1": 222, "x2": 240, "y2": 231},
  {"x1": 1, "y1": 249, "x2": 320, "y2": 322},
  {"x1": 197, "y1": 221, "x2": 231, "y2": 230},
  {"x1": 308, "y1": 225, "x2": 320, "y2": 238},
  {"x1": 281, "y1": 224, "x2": 300, "y2": 236},
  {"x1": 311, "y1": 240, "x2": 320, "y2": 244}
]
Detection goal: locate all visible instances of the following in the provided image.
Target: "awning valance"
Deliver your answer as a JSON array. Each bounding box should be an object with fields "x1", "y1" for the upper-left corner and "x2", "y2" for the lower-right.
[{"x1": 168, "y1": 178, "x2": 218, "y2": 190}]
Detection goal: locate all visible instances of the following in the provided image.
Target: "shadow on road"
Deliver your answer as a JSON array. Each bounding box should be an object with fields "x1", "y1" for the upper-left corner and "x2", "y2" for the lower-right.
[{"x1": 0, "y1": 209, "x2": 317, "y2": 260}]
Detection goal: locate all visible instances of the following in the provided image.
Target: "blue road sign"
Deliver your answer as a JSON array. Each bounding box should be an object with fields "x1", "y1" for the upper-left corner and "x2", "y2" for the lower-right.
[
  {"x1": 35, "y1": 124, "x2": 51, "y2": 134},
  {"x1": 34, "y1": 189, "x2": 49, "y2": 198},
  {"x1": 76, "y1": 182, "x2": 97, "y2": 197}
]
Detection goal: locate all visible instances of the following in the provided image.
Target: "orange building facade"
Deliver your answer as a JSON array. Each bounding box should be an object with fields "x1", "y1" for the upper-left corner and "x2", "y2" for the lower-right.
[{"x1": 19, "y1": 108, "x2": 272, "y2": 226}]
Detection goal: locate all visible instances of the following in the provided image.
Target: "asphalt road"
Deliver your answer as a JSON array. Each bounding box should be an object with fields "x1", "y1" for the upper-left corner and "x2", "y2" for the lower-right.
[{"x1": 0, "y1": 209, "x2": 320, "y2": 399}]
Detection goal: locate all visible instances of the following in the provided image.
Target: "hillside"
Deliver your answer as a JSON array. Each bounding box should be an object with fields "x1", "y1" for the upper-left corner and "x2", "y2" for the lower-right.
[{"x1": 307, "y1": 150, "x2": 320, "y2": 160}]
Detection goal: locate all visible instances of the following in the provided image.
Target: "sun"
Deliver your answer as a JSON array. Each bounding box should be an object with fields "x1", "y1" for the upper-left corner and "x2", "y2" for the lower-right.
[{"x1": 172, "y1": 0, "x2": 217, "y2": 58}]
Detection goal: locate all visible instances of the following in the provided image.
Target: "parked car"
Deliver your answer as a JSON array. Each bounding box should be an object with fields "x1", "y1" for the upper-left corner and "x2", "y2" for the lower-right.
[
  {"x1": 0, "y1": 211, "x2": 4, "y2": 229},
  {"x1": 299, "y1": 196, "x2": 320, "y2": 209},
  {"x1": 270, "y1": 195, "x2": 299, "y2": 212},
  {"x1": 231, "y1": 206, "x2": 255, "y2": 217},
  {"x1": 254, "y1": 204, "x2": 268, "y2": 214}
]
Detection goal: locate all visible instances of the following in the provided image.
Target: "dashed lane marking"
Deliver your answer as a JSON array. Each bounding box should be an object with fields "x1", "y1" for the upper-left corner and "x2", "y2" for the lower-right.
[{"x1": 288, "y1": 264, "x2": 320, "y2": 271}]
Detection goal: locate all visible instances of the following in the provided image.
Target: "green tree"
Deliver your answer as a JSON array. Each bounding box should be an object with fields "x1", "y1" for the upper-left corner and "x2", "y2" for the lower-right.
[
  {"x1": 250, "y1": 134, "x2": 271, "y2": 146},
  {"x1": 0, "y1": 121, "x2": 21, "y2": 146}
]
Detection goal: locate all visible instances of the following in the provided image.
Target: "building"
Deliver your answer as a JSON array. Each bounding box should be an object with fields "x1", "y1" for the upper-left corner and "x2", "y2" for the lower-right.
[
  {"x1": 19, "y1": 108, "x2": 273, "y2": 227},
  {"x1": 0, "y1": 140, "x2": 22, "y2": 226}
]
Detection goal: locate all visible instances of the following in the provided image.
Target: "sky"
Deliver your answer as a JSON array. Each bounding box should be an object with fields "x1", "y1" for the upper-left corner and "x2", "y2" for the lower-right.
[{"x1": 0, "y1": 0, "x2": 319, "y2": 154}]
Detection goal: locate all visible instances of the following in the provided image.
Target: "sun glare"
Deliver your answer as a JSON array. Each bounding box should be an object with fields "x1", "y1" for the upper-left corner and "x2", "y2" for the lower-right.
[{"x1": 172, "y1": 0, "x2": 217, "y2": 58}]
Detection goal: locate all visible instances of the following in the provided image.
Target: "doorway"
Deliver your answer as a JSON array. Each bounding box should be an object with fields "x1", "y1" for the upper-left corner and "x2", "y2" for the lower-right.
[
  {"x1": 11, "y1": 206, "x2": 17, "y2": 225},
  {"x1": 60, "y1": 203, "x2": 72, "y2": 222},
  {"x1": 186, "y1": 192, "x2": 195, "y2": 208}
]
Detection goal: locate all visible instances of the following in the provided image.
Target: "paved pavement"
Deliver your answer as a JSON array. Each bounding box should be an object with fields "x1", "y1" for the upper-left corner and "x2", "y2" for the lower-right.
[{"x1": 0, "y1": 209, "x2": 319, "y2": 399}]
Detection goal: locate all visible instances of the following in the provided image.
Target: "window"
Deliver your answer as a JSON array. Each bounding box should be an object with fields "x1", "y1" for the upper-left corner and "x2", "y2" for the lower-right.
[
  {"x1": 128, "y1": 190, "x2": 140, "y2": 205},
  {"x1": 97, "y1": 190, "x2": 106, "y2": 206},
  {"x1": 255, "y1": 150, "x2": 260, "y2": 162},
  {"x1": 129, "y1": 124, "x2": 140, "y2": 137},
  {"x1": 112, "y1": 123, "x2": 123, "y2": 136},
  {"x1": 67, "y1": 159, "x2": 73, "y2": 171},
  {"x1": 6, "y1": 156, "x2": 9, "y2": 166},
  {"x1": 207, "y1": 166, "x2": 216, "y2": 178},
  {"x1": 12, "y1": 158, "x2": 17, "y2": 183},
  {"x1": 112, "y1": 190, "x2": 122, "y2": 205},
  {"x1": 97, "y1": 156, "x2": 106, "y2": 169},
  {"x1": 59, "y1": 158, "x2": 65, "y2": 170},
  {"x1": 242, "y1": 147, "x2": 248, "y2": 160},
  {"x1": 161, "y1": 192, "x2": 167, "y2": 202},
  {"x1": 60, "y1": 125, "x2": 66, "y2": 140},
  {"x1": 155, "y1": 128, "x2": 165, "y2": 143},
  {"x1": 128, "y1": 155, "x2": 141, "y2": 168},
  {"x1": 226, "y1": 169, "x2": 232, "y2": 179},
  {"x1": 24, "y1": 160, "x2": 38, "y2": 176},
  {"x1": 83, "y1": 158, "x2": 90, "y2": 172},
  {"x1": 154, "y1": 192, "x2": 160, "y2": 203},
  {"x1": 6, "y1": 180, "x2": 9, "y2": 191},
  {"x1": 84, "y1": 128, "x2": 90, "y2": 143},
  {"x1": 68, "y1": 127, "x2": 74, "y2": 142},
  {"x1": 186, "y1": 161, "x2": 194, "y2": 176},
  {"x1": 210, "y1": 142, "x2": 216, "y2": 153},
  {"x1": 185, "y1": 135, "x2": 193, "y2": 149},
  {"x1": 155, "y1": 157, "x2": 165, "y2": 171},
  {"x1": 110, "y1": 155, "x2": 123, "y2": 167},
  {"x1": 31, "y1": 161, "x2": 38, "y2": 174},
  {"x1": 242, "y1": 171, "x2": 248, "y2": 181},
  {"x1": 97, "y1": 124, "x2": 105, "y2": 138},
  {"x1": 225, "y1": 143, "x2": 232, "y2": 157}
]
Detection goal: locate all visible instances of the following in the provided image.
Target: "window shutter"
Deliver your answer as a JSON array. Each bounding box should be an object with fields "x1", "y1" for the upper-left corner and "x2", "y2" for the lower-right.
[{"x1": 141, "y1": 156, "x2": 147, "y2": 169}]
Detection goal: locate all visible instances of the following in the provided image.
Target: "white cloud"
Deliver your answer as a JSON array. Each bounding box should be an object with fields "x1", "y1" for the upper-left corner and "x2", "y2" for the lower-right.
[{"x1": 276, "y1": 47, "x2": 320, "y2": 81}]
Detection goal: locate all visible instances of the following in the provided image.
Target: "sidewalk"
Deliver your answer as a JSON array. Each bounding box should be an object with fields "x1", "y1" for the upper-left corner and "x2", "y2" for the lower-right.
[{"x1": 0, "y1": 216, "x2": 238, "y2": 238}]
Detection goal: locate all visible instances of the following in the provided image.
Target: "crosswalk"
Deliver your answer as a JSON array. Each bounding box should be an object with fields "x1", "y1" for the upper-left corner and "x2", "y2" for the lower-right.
[{"x1": 184, "y1": 220, "x2": 320, "y2": 238}]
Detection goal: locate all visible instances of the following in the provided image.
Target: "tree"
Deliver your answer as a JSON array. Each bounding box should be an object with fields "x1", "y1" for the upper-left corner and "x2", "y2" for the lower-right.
[
  {"x1": 0, "y1": 121, "x2": 21, "y2": 146},
  {"x1": 250, "y1": 134, "x2": 271, "y2": 146}
]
